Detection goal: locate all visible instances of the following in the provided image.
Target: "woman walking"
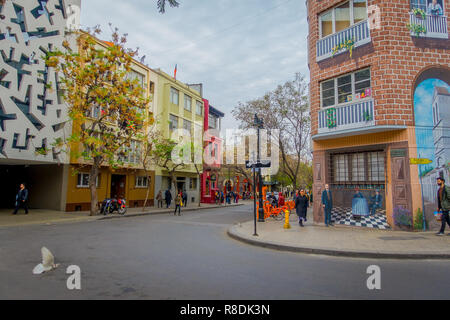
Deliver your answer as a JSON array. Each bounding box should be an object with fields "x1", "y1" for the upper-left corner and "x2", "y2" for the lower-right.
[
  {"x1": 295, "y1": 189, "x2": 309, "y2": 227},
  {"x1": 174, "y1": 191, "x2": 182, "y2": 216}
]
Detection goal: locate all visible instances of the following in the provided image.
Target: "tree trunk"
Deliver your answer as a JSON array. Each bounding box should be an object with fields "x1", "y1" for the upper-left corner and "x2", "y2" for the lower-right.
[
  {"x1": 89, "y1": 160, "x2": 100, "y2": 216},
  {"x1": 143, "y1": 173, "x2": 150, "y2": 212}
]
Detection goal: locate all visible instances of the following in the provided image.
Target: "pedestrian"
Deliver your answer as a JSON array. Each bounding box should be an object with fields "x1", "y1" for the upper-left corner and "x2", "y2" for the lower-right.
[
  {"x1": 295, "y1": 189, "x2": 309, "y2": 227},
  {"x1": 436, "y1": 177, "x2": 450, "y2": 236},
  {"x1": 165, "y1": 188, "x2": 172, "y2": 209},
  {"x1": 278, "y1": 192, "x2": 285, "y2": 207},
  {"x1": 309, "y1": 189, "x2": 313, "y2": 204},
  {"x1": 220, "y1": 191, "x2": 224, "y2": 205},
  {"x1": 215, "y1": 191, "x2": 219, "y2": 204},
  {"x1": 321, "y1": 184, "x2": 333, "y2": 227},
  {"x1": 182, "y1": 191, "x2": 188, "y2": 207},
  {"x1": 156, "y1": 190, "x2": 163, "y2": 208},
  {"x1": 174, "y1": 191, "x2": 182, "y2": 216},
  {"x1": 13, "y1": 183, "x2": 29, "y2": 215}
]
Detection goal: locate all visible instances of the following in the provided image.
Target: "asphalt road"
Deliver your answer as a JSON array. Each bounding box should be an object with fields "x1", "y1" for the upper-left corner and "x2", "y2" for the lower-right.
[{"x1": 0, "y1": 203, "x2": 449, "y2": 300}]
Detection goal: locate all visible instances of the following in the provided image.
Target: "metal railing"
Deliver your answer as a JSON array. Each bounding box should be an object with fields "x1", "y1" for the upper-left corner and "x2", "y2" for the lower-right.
[
  {"x1": 316, "y1": 19, "x2": 371, "y2": 62},
  {"x1": 409, "y1": 13, "x2": 448, "y2": 39},
  {"x1": 318, "y1": 99, "x2": 374, "y2": 134}
]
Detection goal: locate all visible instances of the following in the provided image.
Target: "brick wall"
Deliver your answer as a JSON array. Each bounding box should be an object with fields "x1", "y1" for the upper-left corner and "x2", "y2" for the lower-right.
[{"x1": 308, "y1": 0, "x2": 450, "y2": 136}]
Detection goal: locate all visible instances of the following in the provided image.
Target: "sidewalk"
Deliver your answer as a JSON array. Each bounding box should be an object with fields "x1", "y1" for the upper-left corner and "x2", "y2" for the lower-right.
[
  {"x1": 0, "y1": 202, "x2": 244, "y2": 228},
  {"x1": 228, "y1": 209, "x2": 450, "y2": 259}
]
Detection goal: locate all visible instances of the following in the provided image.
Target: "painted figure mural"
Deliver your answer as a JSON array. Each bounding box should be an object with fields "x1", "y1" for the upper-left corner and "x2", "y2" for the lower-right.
[{"x1": 414, "y1": 77, "x2": 450, "y2": 228}]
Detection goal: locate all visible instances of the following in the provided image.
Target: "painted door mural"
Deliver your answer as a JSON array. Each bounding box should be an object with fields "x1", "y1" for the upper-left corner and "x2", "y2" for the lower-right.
[{"x1": 414, "y1": 77, "x2": 450, "y2": 230}]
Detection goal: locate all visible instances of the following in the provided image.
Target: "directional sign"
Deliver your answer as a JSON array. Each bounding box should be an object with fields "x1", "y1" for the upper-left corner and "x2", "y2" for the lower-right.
[
  {"x1": 245, "y1": 160, "x2": 271, "y2": 169},
  {"x1": 410, "y1": 158, "x2": 432, "y2": 165}
]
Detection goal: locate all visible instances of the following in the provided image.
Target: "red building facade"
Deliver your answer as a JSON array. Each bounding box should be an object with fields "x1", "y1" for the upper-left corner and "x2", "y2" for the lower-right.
[{"x1": 200, "y1": 99, "x2": 225, "y2": 203}]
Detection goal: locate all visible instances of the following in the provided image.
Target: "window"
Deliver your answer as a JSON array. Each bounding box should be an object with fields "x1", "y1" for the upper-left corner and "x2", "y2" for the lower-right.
[
  {"x1": 77, "y1": 173, "x2": 99, "y2": 188},
  {"x1": 209, "y1": 114, "x2": 218, "y2": 129},
  {"x1": 332, "y1": 151, "x2": 385, "y2": 184},
  {"x1": 170, "y1": 87, "x2": 179, "y2": 105},
  {"x1": 183, "y1": 119, "x2": 192, "y2": 133},
  {"x1": 135, "y1": 176, "x2": 149, "y2": 188},
  {"x1": 320, "y1": 68, "x2": 371, "y2": 108},
  {"x1": 368, "y1": 152, "x2": 385, "y2": 182},
  {"x1": 169, "y1": 114, "x2": 178, "y2": 131},
  {"x1": 410, "y1": 0, "x2": 427, "y2": 11},
  {"x1": 196, "y1": 101, "x2": 203, "y2": 115},
  {"x1": 190, "y1": 178, "x2": 197, "y2": 189},
  {"x1": 118, "y1": 141, "x2": 141, "y2": 164},
  {"x1": 321, "y1": 79, "x2": 335, "y2": 108},
  {"x1": 333, "y1": 154, "x2": 349, "y2": 182},
  {"x1": 184, "y1": 95, "x2": 192, "y2": 111},
  {"x1": 351, "y1": 153, "x2": 365, "y2": 181},
  {"x1": 127, "y1": 70, "x2": 145, "y2": 88},
  {"x1": 319, "y1": 0, "x2": 367, "y2": 38}
]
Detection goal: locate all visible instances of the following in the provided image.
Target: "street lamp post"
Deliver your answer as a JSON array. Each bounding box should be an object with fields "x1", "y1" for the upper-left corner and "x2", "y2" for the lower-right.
[{"x1": 254, "y1": 114, "x2": 265, "y2": 223}]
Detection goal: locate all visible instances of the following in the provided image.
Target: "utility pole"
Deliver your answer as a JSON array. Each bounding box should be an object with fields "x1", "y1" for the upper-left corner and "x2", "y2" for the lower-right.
[{"x1": 254, "y1": 114, "x2": 265, "y2": 223}]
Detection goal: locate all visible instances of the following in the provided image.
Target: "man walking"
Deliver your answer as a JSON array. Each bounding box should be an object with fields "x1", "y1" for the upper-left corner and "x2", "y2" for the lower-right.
[
  {"x1": 182, "y1": 191, "x2": 187, "y2": 207},
  {"x1": 156, "y1": 190, "x2": 163, "y2": 208},
  {"x1": 165, "y1": 188, "x2": 172, "y2": 209},
  {"x1": 436, "y1": 177, "x2": 450, "y2": 236},
  {"x1": 13, "y1": 183, "x2": 29, "y2": 215},
  {"x1": 321, "y1": 184, "x2": 333, "y2": 226}
]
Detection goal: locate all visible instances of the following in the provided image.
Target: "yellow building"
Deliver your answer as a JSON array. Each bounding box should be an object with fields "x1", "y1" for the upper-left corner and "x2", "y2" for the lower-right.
[
  {"x1": 65, "y1": 35, "x2": 156, "y2": 211},
  {"x1": 151, "y1": 69, "x2": 204, "y2": 204}
]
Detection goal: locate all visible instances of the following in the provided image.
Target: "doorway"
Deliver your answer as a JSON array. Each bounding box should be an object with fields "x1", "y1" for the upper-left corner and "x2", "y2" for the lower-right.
[{"x1": 111, "y1": 174, "x2": 126, "y2": 198}]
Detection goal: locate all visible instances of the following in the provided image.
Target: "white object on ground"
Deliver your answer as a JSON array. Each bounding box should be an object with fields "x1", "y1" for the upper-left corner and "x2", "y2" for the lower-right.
[{"x1": 32, "y1": 247, "x2": 60, "y2": 274}]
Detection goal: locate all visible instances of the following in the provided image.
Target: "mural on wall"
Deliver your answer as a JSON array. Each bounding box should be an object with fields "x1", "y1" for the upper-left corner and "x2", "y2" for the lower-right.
[
  {"x1": 0, "y1": 0, "x2": 80, "y2": 162},
  {"x1": 414, "y1": 77, "x2": 450, "y2": 229}
]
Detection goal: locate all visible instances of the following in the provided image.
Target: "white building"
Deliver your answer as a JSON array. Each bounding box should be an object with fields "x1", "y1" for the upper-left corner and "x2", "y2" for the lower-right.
[{"x1": 0, "y1": 0, "x2": 80, "y2": 210}]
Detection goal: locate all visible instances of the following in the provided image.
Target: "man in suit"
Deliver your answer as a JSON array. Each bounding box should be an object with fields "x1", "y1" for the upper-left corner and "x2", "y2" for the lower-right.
[
  {"x1": 321, "y1": 184, "x2": 333, "y2": 226},
  {"x1": 369, "y1": 189, "x2": 383, "y2": 215},
  {"x1": 13, "y1": 183, "x2": 29, "y2": 215},
  {"x1": 436, "y1": 177, "x2": 450, "y2": 236}
]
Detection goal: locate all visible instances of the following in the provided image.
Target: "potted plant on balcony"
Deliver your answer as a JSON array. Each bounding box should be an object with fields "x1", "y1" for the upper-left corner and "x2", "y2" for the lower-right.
[
  {"x1": 407, "y1": 23, "x2": 427, "y2": 37},
  {"x1": 412, "y1": 8, "x2": 426, "y2": 20},
  {"x1": 363, "y1": 110, "x2": 373, "y2": 122},
  {"x1": 332, "y1": 38, "x2": 355, "y2": 58}
]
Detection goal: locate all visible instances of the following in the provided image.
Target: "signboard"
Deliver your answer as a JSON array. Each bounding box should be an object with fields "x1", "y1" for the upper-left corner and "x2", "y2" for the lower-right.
[
  {"x1": 410, "y1": 158, "x2": 432, "y2": 165},
  {"x1": 390, "y1": 149, "x2": 407, "y2": 158}
]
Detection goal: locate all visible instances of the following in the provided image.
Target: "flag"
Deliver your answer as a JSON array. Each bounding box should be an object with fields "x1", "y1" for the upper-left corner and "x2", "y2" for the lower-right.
[{"x1": 174, "y1": 64, "x2": 177, "y2": 80}]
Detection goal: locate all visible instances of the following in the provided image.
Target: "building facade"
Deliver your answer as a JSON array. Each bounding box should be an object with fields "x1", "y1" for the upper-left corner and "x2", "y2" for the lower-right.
[
  {"x1": 152, "y1": 69, "x2": 203, "y2": 205},
  {"x1": 308, "y1": 0, "x2": 450, "y2": 229},
  {"x1": 64, "y1": 35, "x2": 156, "y2": 211},
  {"x1": 200, "y1": 98, "x2": 224, "y2": 204},
  {"x1": 0, "y1": 0, "x2": 81, "y2": 211}
]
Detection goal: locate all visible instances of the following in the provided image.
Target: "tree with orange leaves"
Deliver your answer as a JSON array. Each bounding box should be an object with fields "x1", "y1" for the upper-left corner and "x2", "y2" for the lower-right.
[{"x1": 45, "y1": 27, "x2": 150, "y2": 215}]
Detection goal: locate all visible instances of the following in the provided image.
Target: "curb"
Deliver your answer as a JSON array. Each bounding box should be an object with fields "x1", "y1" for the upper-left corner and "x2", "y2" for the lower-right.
[
  {"x1": 227, "y1": 225, "x2": 450, "y2": 260},
  {"x1": 97, "y1": 203, "x2": 245, "y2": 220}
]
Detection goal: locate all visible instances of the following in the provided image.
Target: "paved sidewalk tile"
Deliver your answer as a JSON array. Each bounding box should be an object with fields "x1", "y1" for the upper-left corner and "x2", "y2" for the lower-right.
[{"x1": 229, "y1": 207, "x2": 450, "y2": 259}]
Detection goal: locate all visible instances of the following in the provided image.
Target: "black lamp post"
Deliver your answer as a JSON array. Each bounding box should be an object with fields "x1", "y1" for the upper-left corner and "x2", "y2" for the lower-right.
[{"x1": 254, "y1": 114, "x2": 265, "y2": 223}]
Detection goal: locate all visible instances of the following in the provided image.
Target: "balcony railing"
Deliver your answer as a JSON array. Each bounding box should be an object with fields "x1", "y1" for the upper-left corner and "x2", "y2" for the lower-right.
[
  {"x1": 318, "y1": 99, "x2": 374, "y2": 134},
  {"x1": 316, "y1": 20, "x2": 371, "y2": 62},
  {"x1": 409, "y1": 13, "x2": 448, "y2": 39}
]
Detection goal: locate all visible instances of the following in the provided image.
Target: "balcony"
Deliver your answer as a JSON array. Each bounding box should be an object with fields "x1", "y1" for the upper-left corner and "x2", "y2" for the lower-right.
[
  {"x1": 316, "y1": 20, "x2": 371, "y2": 62},
  {"x1": 318, "y1": 99, "x2": 374, "y2": 135},
  {"x1": 409, "y1": 13, "x2": 448, "y2": 39}
]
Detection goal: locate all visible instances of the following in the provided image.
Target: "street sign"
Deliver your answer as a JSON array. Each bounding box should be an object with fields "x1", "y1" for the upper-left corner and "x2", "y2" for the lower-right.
[
  {"x1": 245, "y1": 160, "x2": 271, "y2": 169},
  {"x1": 410, "y1": 158, "x2": 432, "y2": 165}
]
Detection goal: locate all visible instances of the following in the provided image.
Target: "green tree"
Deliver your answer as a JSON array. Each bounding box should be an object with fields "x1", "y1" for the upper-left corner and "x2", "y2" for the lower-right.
[{"x1": 45, "y1": 28, "x2": 149, "y2": 215}]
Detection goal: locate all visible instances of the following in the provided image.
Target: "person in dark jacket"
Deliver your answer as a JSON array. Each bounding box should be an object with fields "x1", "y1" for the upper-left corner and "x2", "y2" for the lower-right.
[
  {"x1": 321, "y1": 184, "x2": 333, "y2": 227},
  {"x1": 13, "y1": 183, "x2": 29, "y2": 215},
  {"x1": 182, "y1": 191, "x2": 188, "y2": 207},
  {"x1": 436, "y1": 177, "x2": 450, "y2": 235},
  {"x1": 295, "y1": 189, "x2": 309, "y2": 227},
  {"x1": 165, "y1": 188, "x2": 172, "y2": 209}
]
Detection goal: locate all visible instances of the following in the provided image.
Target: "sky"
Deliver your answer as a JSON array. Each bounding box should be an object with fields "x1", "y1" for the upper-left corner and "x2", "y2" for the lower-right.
[
  {"x1": 80, "y1": 0, "x2": 309, "y2": 131},
  {"x1": 414, "y1": 78, "x2": 450, "y2": 171}
]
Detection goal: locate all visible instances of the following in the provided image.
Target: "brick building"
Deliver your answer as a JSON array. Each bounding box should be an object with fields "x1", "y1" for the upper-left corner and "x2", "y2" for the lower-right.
[{"x1": 307, "y1": 0, "x2": 450, "y2": 229}]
